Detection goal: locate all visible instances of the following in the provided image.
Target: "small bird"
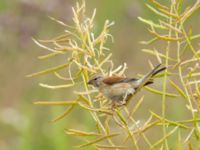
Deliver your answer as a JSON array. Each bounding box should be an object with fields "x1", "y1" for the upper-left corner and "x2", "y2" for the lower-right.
[{"x1": 88, "y1": 64, "x2": 166, "y2": 107}]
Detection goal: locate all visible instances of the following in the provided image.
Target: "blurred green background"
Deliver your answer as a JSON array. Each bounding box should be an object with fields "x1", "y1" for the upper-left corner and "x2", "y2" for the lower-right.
[{"x1": 0, "y1": 0, "x2": 199, "y2": 150}]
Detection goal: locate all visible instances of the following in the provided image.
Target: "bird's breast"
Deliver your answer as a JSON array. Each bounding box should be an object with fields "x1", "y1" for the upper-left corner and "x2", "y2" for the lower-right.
[{"x1": 99, "y1": 83, "x2": 135, "y2": 101}]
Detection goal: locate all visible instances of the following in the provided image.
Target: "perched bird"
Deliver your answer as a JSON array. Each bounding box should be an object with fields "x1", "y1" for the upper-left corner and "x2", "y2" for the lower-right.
[{"x1": 88, "y1": 64, "x2": 166, "y2": 107}]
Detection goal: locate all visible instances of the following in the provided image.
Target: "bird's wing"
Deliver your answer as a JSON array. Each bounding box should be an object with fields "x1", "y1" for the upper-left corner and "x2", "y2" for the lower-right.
[{"x1": 102, "y1": 76, "x2": 138, "y2": 85}]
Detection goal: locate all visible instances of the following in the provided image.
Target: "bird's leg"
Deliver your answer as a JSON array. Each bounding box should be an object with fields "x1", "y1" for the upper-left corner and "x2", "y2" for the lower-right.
[
  {"x1": 121, "y1": 92, "x2": 128, "y2": 105},
  {"x1": 110, "y1": 94, "x2": 128, "y2": 108}
]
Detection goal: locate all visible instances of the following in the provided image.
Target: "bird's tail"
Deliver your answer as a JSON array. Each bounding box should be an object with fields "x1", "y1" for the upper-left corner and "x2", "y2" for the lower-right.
[{"x1": 135, "y1": 64, "x2": 166, "y2": 89}]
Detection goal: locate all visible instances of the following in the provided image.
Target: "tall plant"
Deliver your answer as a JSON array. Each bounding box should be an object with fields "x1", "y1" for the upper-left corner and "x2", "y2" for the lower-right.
[{"x1": 28, "y1": 0, "x2": 200, "y2": 149}]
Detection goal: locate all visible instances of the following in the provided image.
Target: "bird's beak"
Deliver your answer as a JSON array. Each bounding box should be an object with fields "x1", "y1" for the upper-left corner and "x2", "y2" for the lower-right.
[{"x1": 87, "y1": 80, "x2": 92, "y2": 85}]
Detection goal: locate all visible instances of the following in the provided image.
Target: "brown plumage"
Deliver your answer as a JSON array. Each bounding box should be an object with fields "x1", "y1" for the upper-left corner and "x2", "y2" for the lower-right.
[{"x1": 102, "y1": 76, "x2": 138, "y2": 85}]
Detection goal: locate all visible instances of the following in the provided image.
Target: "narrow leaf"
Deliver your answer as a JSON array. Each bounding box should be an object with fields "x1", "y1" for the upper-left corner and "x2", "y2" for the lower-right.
[
  {"x1": 65, "y1": 129, "x2": 101, "y2": 136},
  {"x1": 169, "y1": 79, "x2": 187, "y2": 98},
  {"x1": 51, "y1": 105, "x2": 75, "y2": 123},
  {"x1": 145, "y1": 4, "x2": 168, "y2": 18},
  {"x1": 150, "y1": 127, "x2": 178, "y2": 149},
  {"x1": 26, "y1": 63, "x2": 69, "y2": 77},
  {"x1": 150, "y1": 111, "x2": 189, "y2": 129},
  {"x1": 145, "y1": 86, "x2": 178, "y2": 97},
  {"x1": 149, "y1": 0, "x2": 169, "y2": 10},
  {"x1": 142, "y1": 49, "x2": 176, "y2": 61},
  {"x1": 75, "y1": 134, "x2": 119, "y2": 148},
  {"x1": 138, "y1": 17, "x2": 166, "y2": 29},
  {"x1": 116, "y1": 110, "x2": 127, "y2": 126},
  {"x1": 39, "y1": 83, "x2": 74, "y2": 89},
  {"x1": 96, "y1": 144, "x2": 127, "y2": 149},
  {"x1": 140, "y1": 37, "x2": 158, "y2": 45},
  {"x1": 78, "y1": 102, "x2": 113, "y2": 115},
  {"x1": 32, "y1": 38, "x2": 64, "y2": 53},
  {"x1": 38, "y1": 51, "x2": 65, "y2": 59},
  {"x1": 34, "y1": 101, "x2": 77, "y2": 106}
]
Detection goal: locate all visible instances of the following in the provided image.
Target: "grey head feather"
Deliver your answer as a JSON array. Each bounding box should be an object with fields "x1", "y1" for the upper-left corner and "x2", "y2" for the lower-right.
[{"x1": 87, "y1": 75, "x2": 104, "y2": 88}]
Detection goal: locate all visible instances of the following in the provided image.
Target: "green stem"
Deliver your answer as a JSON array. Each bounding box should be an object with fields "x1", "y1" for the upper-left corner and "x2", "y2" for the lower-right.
[
  {"x1": 175, "y1": 0, "x2": 200, "y2": 143},
  {"x1": 161, "y1": 2, "x2": 175, "y2": 149}
]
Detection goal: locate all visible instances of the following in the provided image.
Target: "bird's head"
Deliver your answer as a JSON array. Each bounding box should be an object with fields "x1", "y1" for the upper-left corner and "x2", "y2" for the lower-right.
[{"x1": 87, "y1": 75, "x2": 104, "y2": 88}]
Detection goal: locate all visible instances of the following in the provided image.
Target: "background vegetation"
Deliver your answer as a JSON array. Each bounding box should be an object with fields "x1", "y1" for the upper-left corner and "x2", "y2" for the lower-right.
[{"x1": 0, "y1": 0, "x2": 199, "y2": 150}]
